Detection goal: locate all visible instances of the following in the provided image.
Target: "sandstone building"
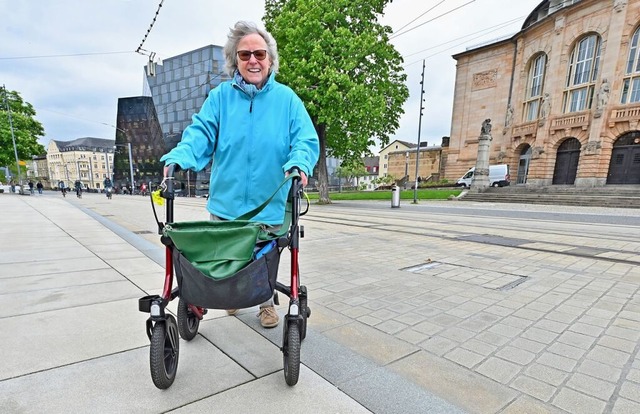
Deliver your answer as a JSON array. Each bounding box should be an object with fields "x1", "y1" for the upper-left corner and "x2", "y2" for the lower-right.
[{"x1": 445, "y1": 0, "x2": 640, "y2": 187}]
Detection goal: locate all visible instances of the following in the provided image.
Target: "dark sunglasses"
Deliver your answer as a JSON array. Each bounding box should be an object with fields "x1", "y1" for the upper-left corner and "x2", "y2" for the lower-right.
[{"x1": 237, "y1": 49, "x2": 268, "y2": 61}]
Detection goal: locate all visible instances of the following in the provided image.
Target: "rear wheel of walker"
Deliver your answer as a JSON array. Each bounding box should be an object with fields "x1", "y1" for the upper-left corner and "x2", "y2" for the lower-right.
[
  {"x1": 150, "y1": 314, "x2": 179, "y2": 389},
  {"x1": 300, "y1": 288, "x2": 309, "y2": 341},
  {"x1": 283, "y1": 321, "x2": 301, "y2": 386},
  {"x1": 177, "y1": 298, "x2": 199, "y2": 341}
]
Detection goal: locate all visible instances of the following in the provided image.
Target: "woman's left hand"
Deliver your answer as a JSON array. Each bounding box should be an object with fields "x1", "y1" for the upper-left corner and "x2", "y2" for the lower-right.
[{"x1": 286, "y1": 169, "x2": 308, "y2": 186}]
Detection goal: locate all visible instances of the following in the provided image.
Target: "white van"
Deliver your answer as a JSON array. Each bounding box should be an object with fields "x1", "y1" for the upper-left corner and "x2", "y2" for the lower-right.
[{"x1": 456, "y1": 164, "x2": 510, "y2": 188}]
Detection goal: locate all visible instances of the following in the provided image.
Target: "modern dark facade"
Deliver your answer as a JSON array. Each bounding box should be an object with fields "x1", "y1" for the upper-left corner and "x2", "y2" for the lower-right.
[{"x1": 113, "y1": 96, "x2": 165, "y2": 189}]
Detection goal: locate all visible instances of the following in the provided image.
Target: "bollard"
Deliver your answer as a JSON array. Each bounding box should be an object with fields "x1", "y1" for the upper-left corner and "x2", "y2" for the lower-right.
[{"x1": 391, "y1": 185, "x2": 400, "y2": 208}]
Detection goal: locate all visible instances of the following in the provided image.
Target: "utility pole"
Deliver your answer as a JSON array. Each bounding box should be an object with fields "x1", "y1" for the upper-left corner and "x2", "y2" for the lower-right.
[
  {"x1": 413, "y1": 60, "x2": 426, "y2": 204},
  {"x1": 2, "y1": 85, "x2": 22, "y2": 190}
]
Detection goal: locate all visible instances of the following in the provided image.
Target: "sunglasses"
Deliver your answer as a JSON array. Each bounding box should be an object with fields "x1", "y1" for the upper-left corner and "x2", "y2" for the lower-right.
[{"x1": 237, "y1": 49, "x2": 268, "y2": 61}]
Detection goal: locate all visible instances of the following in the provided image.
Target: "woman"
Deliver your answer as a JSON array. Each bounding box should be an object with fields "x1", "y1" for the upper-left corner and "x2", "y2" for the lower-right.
[{"x1": 160, "y1": 21, "x2": 319, "y2": 328}]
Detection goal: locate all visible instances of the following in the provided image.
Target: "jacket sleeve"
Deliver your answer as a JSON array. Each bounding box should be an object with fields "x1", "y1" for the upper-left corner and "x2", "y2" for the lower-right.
[
  {"x1": 159, "y1": 90, "x2": 219, "y2": 171},
  {"x1": 282, "y1": 95, "x2": 319, "y2": 176}
]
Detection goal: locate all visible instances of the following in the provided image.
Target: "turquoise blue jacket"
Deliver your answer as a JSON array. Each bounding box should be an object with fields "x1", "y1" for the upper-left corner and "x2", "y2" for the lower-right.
[{"x1": 160, "y1": 72, "x2": 319, "y2": 225}]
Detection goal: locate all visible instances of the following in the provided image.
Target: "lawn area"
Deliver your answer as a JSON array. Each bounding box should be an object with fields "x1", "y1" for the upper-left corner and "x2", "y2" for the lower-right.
[{"x1": 305, "y1": 188, "x2": 462, "y2": 201}]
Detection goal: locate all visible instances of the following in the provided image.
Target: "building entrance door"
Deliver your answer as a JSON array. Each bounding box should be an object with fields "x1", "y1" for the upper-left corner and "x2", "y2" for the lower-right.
[
  {"x1": 607, "y1": 132, "x2": 640, "y2": 184},
  {"x1": 516, "y1": 145, "x2": 531, "y2": 184},
  {"x1": 552, "y1": 138, "x2": 581, "y2": 185}
]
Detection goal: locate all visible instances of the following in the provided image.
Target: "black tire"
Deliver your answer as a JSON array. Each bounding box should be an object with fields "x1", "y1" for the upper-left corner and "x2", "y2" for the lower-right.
[
  {"x1": 283, "y1": 321, "x2": 301, "y2": 386},
  {"x1": 177, "y1": 298, "x2": 199, "y2": 341},
  {"x1": 150, "y1": 315, "x2": 179, "y2": 389}
]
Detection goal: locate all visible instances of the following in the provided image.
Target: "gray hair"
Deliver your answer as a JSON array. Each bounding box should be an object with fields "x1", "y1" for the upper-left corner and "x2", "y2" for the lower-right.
[{"x1": 223, "y1": 21, "x2": 279, "y2": 77}]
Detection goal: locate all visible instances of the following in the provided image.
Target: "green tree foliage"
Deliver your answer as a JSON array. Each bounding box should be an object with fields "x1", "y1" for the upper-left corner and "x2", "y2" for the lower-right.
[
  {"x1": 335, "y1": 159, "x2": 367, "y2": 187},
  {"x1": 264, "y1": 0, "x2": 409, "y2": 203},
  {"x1": 0, "y1": 88, "x2": 45, "y2": 168},
  {"x1": 372, "y1": 174, "x2": 396, "y2": 187}
]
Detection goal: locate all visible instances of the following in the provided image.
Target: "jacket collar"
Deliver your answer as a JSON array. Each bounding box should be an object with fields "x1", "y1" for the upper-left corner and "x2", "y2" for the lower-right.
[{"x1": 232, "y1": 71, "x2": 275, "y2": 98}]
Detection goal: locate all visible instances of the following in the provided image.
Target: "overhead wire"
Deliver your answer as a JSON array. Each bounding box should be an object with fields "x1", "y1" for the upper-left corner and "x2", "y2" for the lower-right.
[
  {"x1": 393, "y1": 0, "x2": 447, "y2": 34},
  {"x1": 402, "y1": 15, "x2": 525, "y2": 61},
  {"x1": 0, "y1": 51, "x2": 133, "y2": 61},
  {"x1": 135, "y1": 0, "x2": 165, "y2": 55},
  {"x1": 390, "y1": 0, "x2": 477, "y2": 40}
]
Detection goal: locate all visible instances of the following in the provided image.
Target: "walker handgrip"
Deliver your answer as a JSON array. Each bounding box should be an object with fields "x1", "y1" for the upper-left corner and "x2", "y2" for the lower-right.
[
  {"x1": 163, "y1": 164, "x2": 177, "y2": 199},
  {"x1": 166, "y1": 164, "x2": 177, "y2": 179}
]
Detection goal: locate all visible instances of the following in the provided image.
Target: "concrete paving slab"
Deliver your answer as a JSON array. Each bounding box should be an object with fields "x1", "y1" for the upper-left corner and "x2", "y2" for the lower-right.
[
  {"x1": 0, "y1": 298, "x2": 149, "y2": 380},
  {"x1": 0, "y1": 342, "x2": 254, "y2": 414},
  {"x1": 0, "y1": 280, "x2": 143, "y2": 317},
  {"x1": 104, "y1": 257, "x2": 165, "y2": 276},
  {"x1": 197, "y1": 316, "x2": 283, "y2": 378},
  {"x1": 1, "y1": 267, "x2": 125, "y2": 294},
  {"x1": 169, "y1": 367, "x2": 372, "y2": 414},
  {"x1": 0, "y1": 245, "x2": 95, "y2": 264},
  {"x1": 0, "y1": 257, "x2": 110, "y2": 278}
]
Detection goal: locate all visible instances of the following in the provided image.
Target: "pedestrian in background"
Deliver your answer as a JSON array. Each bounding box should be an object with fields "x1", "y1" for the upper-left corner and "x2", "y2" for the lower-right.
[{"x1": 36, "y1": 181, "x2": 43, "y2": 194}]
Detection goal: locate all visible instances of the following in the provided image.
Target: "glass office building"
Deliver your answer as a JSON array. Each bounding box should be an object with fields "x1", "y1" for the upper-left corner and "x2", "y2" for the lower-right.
[
  {"x1": 143, "y1": 45, "x2": 229, "y2": 195},
  {"x1": 113, "y1": 96, "x2": 165, "y2": 190}
]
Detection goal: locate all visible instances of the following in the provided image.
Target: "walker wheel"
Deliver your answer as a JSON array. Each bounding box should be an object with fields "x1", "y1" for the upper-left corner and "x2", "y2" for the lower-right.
[
  {"x1": 177, "y1": 298, "x2": 200, "y2": 341},
  {"x1": 300, "y1": 286, "x2": 309, "y2": 341},
  {"x1": 283, "y1": 321, "x2": 301, "y2": 386},
  {"x1": 149, "y1": 315, "x2": 179, "y2": 389}
]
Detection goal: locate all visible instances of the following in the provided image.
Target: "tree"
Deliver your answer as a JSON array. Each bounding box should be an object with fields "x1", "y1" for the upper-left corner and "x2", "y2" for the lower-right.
[
  {"x1": 264, "y1": 0, "x2": 409, "y2": 203},
  {"x1": 372, "y1": 174, "x2": 396, "y2": 188},
  {"x1": 0, "y1": 88, "x2": 45, "y2": 171},
  {"x1": 335, "y1": 159, "x2": 367, "y2": 188}
]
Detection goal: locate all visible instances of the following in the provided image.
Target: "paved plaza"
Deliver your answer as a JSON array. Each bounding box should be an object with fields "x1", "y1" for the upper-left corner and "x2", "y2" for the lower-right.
[{"x1": 1, "y1": 191, "x2": 640, "y2": 413}]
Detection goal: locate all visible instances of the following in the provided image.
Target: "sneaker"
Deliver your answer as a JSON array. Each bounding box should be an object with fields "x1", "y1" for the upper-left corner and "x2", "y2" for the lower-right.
[
  {"x1": 258, "y1": 306, "x2": 279, "y2": 328},
  {"x1": 226, "y1": 309, "x2": 238, "y2": 316}
]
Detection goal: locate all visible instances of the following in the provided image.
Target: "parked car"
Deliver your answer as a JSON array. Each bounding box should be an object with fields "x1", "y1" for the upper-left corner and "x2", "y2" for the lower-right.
[
  {"x1": 456, "y1": 164, "x2": 510, "y2": 188},
  {"x1": 0, "y1": 184, "x2": 22, "y2": 193}
]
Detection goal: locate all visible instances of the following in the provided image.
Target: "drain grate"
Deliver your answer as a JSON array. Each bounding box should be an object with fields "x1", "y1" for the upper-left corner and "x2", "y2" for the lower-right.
[
  {"x1": 402, "y1": 261, "x2": 442, "y2": 272},
  {"x1": 402, "y1": 260, "x2": 529, "y2": 291},
  {"x1": 133, "y1": 230, "x2": 153, "y2": 234},
  {"x1": 497, "y1": 276, "x2": 529, "y2": 291}
]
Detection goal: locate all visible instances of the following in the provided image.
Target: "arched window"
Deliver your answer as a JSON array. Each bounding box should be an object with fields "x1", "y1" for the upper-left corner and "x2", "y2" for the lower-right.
[
  {"x1": 523, "y1": 53, "x2": 547, "y2": 121},
  {"x1": 621, "y1": 26, "x2": 640, "y2": 104},
  {"x1": 563, "y1": 34, "x2": 601, "y2": 113}
]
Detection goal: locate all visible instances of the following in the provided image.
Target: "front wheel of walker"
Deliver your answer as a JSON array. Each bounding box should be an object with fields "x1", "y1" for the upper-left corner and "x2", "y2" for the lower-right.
[
  {"x1": 282, "y1": 320, "x2": 301, "y2": 386},
  {"x1": 150, "y1": 314, "x2": 179, "y2": 389}
]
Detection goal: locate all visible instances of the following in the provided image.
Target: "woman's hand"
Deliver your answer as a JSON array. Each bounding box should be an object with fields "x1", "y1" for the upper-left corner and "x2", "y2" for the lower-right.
[{"x1": 286, "y1": 169, "x2": 308, "y2": 186}]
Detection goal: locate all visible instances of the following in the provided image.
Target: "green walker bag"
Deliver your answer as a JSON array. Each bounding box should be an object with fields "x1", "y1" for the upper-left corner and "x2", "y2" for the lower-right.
[{"x1": 163, "y1": 220, "x2": 266, "y2": 280}]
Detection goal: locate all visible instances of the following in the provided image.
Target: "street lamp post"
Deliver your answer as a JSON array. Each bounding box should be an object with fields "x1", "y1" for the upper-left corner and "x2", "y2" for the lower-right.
[{"x1": 88, "y1": 159, "x2": 94, "y2": 188}]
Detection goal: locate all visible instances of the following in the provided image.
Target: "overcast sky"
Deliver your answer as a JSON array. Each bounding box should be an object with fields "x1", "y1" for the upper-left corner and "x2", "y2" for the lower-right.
[{"x1": 1, "y1": 0, "x2": 542, "y2": 153}]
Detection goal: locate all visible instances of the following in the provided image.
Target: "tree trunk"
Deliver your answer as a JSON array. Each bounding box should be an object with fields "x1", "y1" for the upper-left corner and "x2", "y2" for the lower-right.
[{"x1": 315, "y1": 123, "x2": 331, "y2": 204}]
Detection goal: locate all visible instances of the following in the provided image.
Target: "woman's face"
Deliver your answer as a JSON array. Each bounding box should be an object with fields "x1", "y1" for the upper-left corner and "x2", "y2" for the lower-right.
[{"x1": 236, "y1": 33, "x2": 271, "y2": 89}]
